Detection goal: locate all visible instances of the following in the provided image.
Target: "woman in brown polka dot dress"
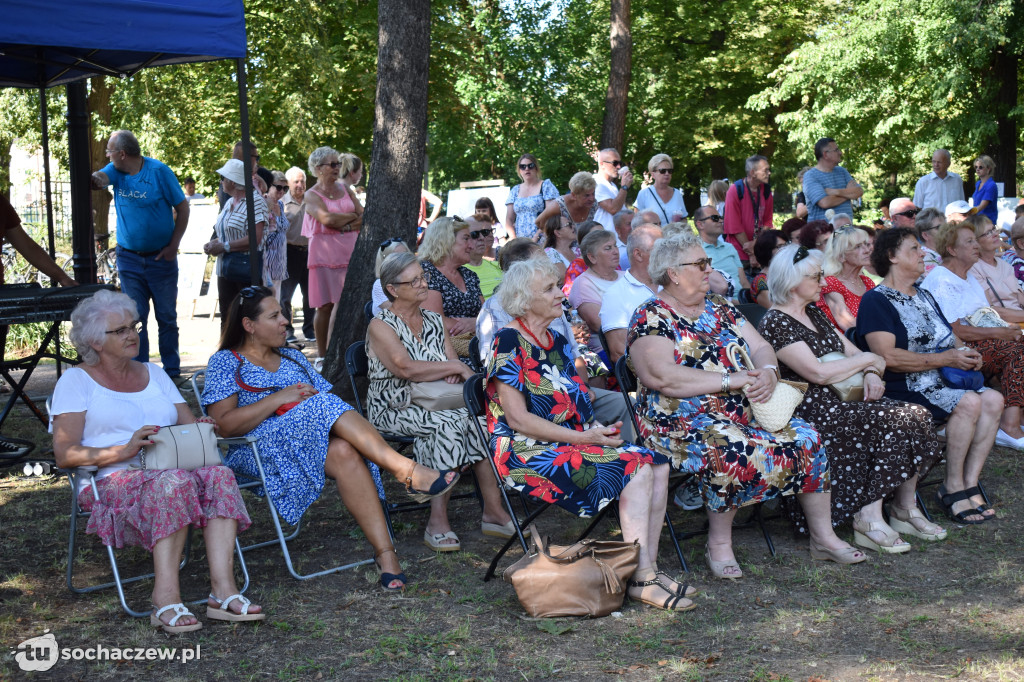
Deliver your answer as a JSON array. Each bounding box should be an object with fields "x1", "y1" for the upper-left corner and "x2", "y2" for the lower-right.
[{"x1": 758, "y1": 244, "x2": 945, "y2": 554}]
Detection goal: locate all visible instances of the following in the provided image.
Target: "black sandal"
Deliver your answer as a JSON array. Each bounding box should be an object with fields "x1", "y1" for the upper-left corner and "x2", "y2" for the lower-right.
[
  {"x1": 962, "y1": 485, "x2": 996, "y2": 520},
  {"x1": 374, "y1": 548, "x2": 407, "y2": 591},
  {"x1": 627, "y1": 577, "x2": 696, "y2": 612},
  {"x1": 936, "y1": 487, "x2": 986, "y2": 525},
  {"x1": 655, "y1": 570, "x2": 699, "y2": 598}
]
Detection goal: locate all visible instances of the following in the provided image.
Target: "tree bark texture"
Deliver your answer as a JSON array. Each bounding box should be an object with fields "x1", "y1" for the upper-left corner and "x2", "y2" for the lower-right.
[
  {"x1": 323, "y1": 0, "x2": 431, "y2": 394},
  {"x1": 600, "y1": 0, "x2": 631, "y2": 153},
  {"x1": 987, "y1": 47, "x2": 1017, "y2": 195},
  {"x1": 88, "y1": 77, "x2": 114, "y2": 244}
]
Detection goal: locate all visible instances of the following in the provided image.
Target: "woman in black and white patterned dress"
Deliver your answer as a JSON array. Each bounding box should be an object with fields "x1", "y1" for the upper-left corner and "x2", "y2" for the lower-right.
[
  {"x1": 366, "y1": 252, "x2": 513, "y2": 553},
  {"x1": 759, "y1": 244, "x2": 946, "y2": 553}
]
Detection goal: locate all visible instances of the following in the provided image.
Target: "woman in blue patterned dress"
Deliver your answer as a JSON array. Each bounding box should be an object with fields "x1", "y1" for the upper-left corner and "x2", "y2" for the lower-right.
[
  {"x1": 486, "y1": 259, "x2": 693, "y2": 612},
  {"x1": 504, "y1": 153, "x2": 559, "y2": 242},
  {"x1": 202, "y1": 286, "x2": 460, "y2": 591},
  {"x1": 628, "y1": 234, "x2": 866, "y2": 581}
]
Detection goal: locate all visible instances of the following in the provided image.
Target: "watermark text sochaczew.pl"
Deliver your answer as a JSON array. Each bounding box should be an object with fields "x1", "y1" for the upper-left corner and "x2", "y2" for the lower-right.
[{"x1": 12, "y1": 630, "x2": 201, "y2": 672}]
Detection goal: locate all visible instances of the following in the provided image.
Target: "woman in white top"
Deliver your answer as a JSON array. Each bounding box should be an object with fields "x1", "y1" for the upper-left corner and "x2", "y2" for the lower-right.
[
  {"x1": 569, "y1": 229, "x2": 623, "y2": 355},
  {"x1": 203, "y1": 158, "x2": 268, "y2": 329},
  {"x1": 635, "y1": 154, "x2": 688, "y2": 227},
  {"x1": 51, "y1": 291, "x2": 262, "y2": 633},
  {"x1": 542, "y1": 214, "x2": 580, "y2": 282}
]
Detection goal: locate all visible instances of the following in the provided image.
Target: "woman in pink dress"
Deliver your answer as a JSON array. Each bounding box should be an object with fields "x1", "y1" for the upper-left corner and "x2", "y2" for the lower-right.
[{"x1": 303, "y1": 148, "x2": 364, "y2": 361}]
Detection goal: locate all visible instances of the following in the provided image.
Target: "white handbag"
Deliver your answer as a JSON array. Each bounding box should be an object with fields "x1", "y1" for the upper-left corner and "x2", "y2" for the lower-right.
[
  {"x1": 131, "y1": 423, "x2": 222, "y2": 471},
  {"x1": 817, "y1": 351, "x2": 865, "y2": 402}
]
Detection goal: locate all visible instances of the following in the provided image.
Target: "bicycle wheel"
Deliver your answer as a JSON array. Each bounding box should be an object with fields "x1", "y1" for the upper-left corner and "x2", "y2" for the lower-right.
[{"x1": 37, "y1": 253, "x2": 74, "y2": 285}]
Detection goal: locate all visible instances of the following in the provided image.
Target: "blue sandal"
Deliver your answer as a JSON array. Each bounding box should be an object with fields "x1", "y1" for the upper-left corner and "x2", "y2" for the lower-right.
[
  {"x1": 375, "y1": 548, "x2": 407, "y2": 591},
  {"x1": 403, "y1": 462, "x2": 460, "y2": 502}
]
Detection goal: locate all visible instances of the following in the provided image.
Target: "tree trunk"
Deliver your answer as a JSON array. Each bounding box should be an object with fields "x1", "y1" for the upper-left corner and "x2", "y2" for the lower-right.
[
  {"x1": 322, "y1": 0, "x2": 431, "y2": 394},
  {"x1": 599, "y1": 0, "x2": 631, "y2": 153},
  {"x1": 88, "y1": 77, "x2": 114, "y2": 246},
  {"x1": 987, "y1": 47, "x2": 1018, "y2": 196}
]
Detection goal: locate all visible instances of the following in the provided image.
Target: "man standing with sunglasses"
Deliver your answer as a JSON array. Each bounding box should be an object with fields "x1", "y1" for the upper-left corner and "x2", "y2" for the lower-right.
[
  {"x1": 694, "y1": 205, "x2": 749, "y2": 299},
  {"x1": 803, "y1": 137, "x2": 863, "y2": 222},
  {"x1": 593, "y1": 148, "x2": 633, "y2": 233},
  {"x1": 913, "y1": 149, "x2": 964, "y2": 212}
]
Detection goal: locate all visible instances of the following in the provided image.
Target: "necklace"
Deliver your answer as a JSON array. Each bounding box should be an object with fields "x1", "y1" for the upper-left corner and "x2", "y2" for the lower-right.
[
  {"x1": 516, "y1": 317, "x2": 553, "y2": 350},
  {"x1": 394, "y1": 307, "x2": 423, "y2": 339}
]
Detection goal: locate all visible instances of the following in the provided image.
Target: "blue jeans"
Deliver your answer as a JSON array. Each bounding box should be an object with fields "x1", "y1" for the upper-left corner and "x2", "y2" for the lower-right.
[{"x1": 116, "y1": 247, "x2": 180, "y2": 377}]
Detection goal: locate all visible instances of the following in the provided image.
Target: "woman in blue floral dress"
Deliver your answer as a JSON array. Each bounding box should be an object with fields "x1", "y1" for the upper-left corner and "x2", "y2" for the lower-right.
[
  {"x1": 628, "y1": 235, "x2": 866, "y2": 580},
  {"x1": 203, "y1": 286, "x2": 460, "y2": 591},
  {"x1": 504, "y1": 153, "x2": 559, "y2": 242},
  {"x1": 486, "y1": 259, "x2": 694, "y2": 611}
]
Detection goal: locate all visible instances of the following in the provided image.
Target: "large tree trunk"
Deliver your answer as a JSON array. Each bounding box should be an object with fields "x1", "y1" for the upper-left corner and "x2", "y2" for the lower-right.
[
  {"x1": 599, "y1": 0, "x2": 631, "y2": 152},
  {"x1": 88, "y1": 77, "x2": 114, "y2": 247},
  {"x1": 322, "y1": 0, "x2": 431, "y2": 394},
  {"x1": 987, "y1": 47, "x2": 1018, "y2": 196}
]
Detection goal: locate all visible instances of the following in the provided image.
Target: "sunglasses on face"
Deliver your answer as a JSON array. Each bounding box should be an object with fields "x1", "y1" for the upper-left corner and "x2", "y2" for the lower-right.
[
  {"x1": 603, "y1": 159, "x2": 623, "y2": 167},
  {"x1": 674, "y1": 257, "x2": 713, "y2": 271},
  {"x1": 468, "y1": 228, "x2": 493, "y2": 240},
  {"x1": 380, "y1": 237, "x2": 405, "y2": 249},
  {"x1": 893, "y1": 209, "x2": 920, "y2": 219},
  {"x1": 698, "y1": 215, "x2": 723, "y2": 223},
  {"x1": 272, "y1": 184, "x2": 288, "y2": 192},
  {"x1": 518, "y1": 162, "x2": 537, "y2": 170},
  {"x1": 654, "y1": 168, "x2": 673, "y2": 175}
]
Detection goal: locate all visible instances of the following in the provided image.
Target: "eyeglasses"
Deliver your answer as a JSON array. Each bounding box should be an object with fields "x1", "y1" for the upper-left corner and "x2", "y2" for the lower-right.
[
  {"x1": 980, "y1": 228, "x2": 999, "y2": 239},
  {"x1": 105, "y1": 320, "x2": 142, "y2": 338},
  {"x1": 893, "y1": 209, "x2": 920, "y2": 219},
  {"x1": 807, "y1": 271, "x2": 825, "y2": 282},
  {"x1": 380, "y1": 237, "x2": 405, "y2": 250},
  {"x1": 252, "y1": 154, "x2": 261, "y2": 163},
  {"x1": 104, "y1": 148, "x2": 122, "y2": 157},
  {"x1": 602, "y1": 159, "x2": 623, "y2": 167},
  {"x1": 654, "y1": 168, "x2": 673, "y2": 175},
  {"x1": 673, "y1": 257, "x2": 712, "y2": 271},
  {"x1": 518, "y1": 162, "x2": 537, "y2": 170},
  {"x1": 469, "y1": 228, "x2": 493, "y2": 240},
  {"x1": 392, "y1": 275, "x2": 426, "y2": 288},
  {"x1": 272, "y1": 184, "x2": 288, "y2": 193},
  {"x1": 793, "y1": 245, "x2": 810, "y2": 263},
  {"x1": 697, "y1": 215, "x2": 723, "y2": 223},
  {"x1": 318, "y1": 161, "x2": 342, "y2": 169}
]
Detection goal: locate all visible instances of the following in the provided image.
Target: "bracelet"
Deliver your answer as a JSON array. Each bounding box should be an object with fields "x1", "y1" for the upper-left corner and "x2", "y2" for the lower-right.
[
  {"x1": 721, "y1": 372, "x2": 731, "y2": 393},
  {"x1": 863, "y1": 367, "x2": 882, "y2": 378}
]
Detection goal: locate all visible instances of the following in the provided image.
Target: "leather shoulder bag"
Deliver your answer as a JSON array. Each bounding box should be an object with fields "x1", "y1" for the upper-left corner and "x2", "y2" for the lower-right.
[{"x1": 131, "y1": 422, "x2": 221, "y2": 471}]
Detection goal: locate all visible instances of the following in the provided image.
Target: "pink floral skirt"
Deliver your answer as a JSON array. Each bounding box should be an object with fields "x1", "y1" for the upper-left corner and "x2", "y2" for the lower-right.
[{"x1": 78, "y1": 466, "x2": 251, "y2": 552}]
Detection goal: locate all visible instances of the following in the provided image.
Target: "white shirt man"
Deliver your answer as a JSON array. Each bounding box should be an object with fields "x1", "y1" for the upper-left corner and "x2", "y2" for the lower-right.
[
  {"x1": 599, "y1": 224, "x2": 662, "y2": 363},
  {"x1": 593, "y1": 148, "x2": 634, "y2": 232},
  {"x1": 913, "y1": 149, "x2": 964, "y2": 212}
]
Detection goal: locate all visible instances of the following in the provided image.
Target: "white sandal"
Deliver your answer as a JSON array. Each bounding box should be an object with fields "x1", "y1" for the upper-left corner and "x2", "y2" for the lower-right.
[
  {"x1": 888, "y1": 505, "x2": 947, "y2": 541},
  {"x1": 150, "y1": 603, "x2": 203, "y2": 633},
  {"x1": 206, "y1": 593, "x2": 265, "y2": 622}
]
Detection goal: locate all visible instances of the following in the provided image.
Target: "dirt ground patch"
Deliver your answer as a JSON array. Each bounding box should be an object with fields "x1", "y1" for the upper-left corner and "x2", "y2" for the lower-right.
[{"x1": 1, "y1": 340, "x2": 1023, "y2": 680}]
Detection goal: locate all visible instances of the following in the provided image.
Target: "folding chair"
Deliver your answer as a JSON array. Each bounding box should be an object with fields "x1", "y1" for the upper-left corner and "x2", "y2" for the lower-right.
[
  {"x1": 613, "y1": 356, "x2": 776, "y2": 573},
  {"x1": 363, "y1": 300, "x2": 374, "y2": 322},
  {"x1": 467, "y1": 336, "x2": 483, "y2": 373},
  {"x1": 53, "y1": 397, "x2": 250, "y2": 617},
  {"x1": 344, "y1": 341, "x2": 483, "y2": 538},
  {"x1": 735, "y1": 302, "x2": 768, "y2": 328},
  {"x1": 192, "y1": 371, "x2": 374, "y2": 580},
  {"x1": 462, "y1": 373, "x2": 612, "y2": 581}
]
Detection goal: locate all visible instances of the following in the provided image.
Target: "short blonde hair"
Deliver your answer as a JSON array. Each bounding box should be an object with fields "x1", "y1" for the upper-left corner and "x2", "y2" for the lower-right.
[
  {"x1": 579, "y1": 228, "x2": 616, "y2": 268},
  {"x1": 661, "y1": 221, "x2": 696, "y2": 239},
  {"x1": 647, "y1": 154, "x2": 673, "y2": 174},
  {"x1": 307, "y1": 146, "x2": 339, "y2": 176},
  {"x1": 707, "y1": 179, "x2": 729, "y2": 206},
  {"x1": 568, "y1": 171, "x2": 596, "y2": 195},
  {"x1": 418, "y1": 216, "x2": 469, "y2": 265},
  {"x1": 975, "y1": 154, "x2": 995, "y2": 174},
  {"x1": 822, "y1": 226, "x2": 868, "y2": 276},
  {"x1": 934, "y1": 221, "x2": 974, "y2": 259},
  {"x1": 500, "y1": 258, "x2": 561, "y2": 318},
  {"x1": 339, "y1": 153, "x2": 363, "y2": 180}
]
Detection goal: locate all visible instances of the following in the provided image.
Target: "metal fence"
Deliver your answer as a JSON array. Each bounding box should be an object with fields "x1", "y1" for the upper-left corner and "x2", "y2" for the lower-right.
[{"x1": 8, "y1": 176, "x2": 74, "y2": 240}]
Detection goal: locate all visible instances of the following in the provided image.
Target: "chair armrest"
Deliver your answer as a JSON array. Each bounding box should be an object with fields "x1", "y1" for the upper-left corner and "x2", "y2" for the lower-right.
[
  {"x1": 58, "y1": 465, "x2": 99, "y2": 474},
  {"x1": 216, "y1": 436, "x2": 257, "y2": 447}
]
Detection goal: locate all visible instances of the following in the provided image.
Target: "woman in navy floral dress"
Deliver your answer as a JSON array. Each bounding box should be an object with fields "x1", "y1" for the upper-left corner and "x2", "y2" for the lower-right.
[
  {"x1": 203, "y1": 286, "x2": 460, "y2": 591},
  {"x1": 486, "y1": 259, "x2": 693, "y2": 611},
  {"x1": 628, "y1": 235, "x2": 867, "y2": 581}
]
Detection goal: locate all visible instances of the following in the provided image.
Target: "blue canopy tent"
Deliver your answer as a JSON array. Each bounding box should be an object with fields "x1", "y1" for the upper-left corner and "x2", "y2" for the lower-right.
[{"x1": 0, "y1": 0, "x2": 261, "y2": 283}]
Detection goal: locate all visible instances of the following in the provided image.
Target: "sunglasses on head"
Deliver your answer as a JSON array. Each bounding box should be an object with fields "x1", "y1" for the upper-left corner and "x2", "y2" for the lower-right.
[
  {"x1": 239, "y1": 285, "x2": 271, "y2": 300},
  {"x1": 518, "y1": 162, "x2": 537, "y2": 170},
  {"x1": 380, "y1": 237, "x2": 405, "y2": 250},
  {"x1": 894, "y1": 209, "x2": 920, "y2": 219},
  {"x1": 469, "y1": 228, "x2": 493, "y2": 240}
]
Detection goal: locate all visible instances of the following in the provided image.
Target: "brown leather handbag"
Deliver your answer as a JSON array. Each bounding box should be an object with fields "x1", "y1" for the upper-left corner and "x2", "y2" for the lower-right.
[{"x1": 502, "y1": 524, "x2": 640, "y2": 618}]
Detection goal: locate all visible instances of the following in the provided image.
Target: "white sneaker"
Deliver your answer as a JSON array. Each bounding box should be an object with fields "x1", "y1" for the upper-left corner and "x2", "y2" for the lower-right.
[
  {"x1": 995, "y1": 429, "x2": 1024, "y2": 450},
  {"x1": 673, "y1": 481, "x2": 704, "y2": 510}
]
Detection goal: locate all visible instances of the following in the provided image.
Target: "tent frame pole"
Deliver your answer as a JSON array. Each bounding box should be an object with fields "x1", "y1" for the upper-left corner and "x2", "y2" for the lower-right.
[{"x1": 235, "y1": 57, "x2": 259, "y2": 285}]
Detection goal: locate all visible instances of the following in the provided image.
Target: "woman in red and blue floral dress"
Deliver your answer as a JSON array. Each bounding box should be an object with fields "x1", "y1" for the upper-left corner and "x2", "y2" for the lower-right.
[{"x1": 486, "y1": 258, "x2": 694, "y2": 611}]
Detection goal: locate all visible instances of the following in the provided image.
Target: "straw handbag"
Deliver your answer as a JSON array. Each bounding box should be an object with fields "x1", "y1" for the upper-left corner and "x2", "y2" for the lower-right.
[{"x1": 724, "y1": 342, "x2": 807, "y2": 432}]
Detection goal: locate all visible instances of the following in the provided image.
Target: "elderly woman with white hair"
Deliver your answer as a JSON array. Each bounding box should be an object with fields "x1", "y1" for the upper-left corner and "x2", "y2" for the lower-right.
[
  {"x1": 628, "y1": 234, "x2": 866, "y2": 578},
  {"x1": 635, "y1": 154, "x2": 689, "y2": 227},
  {"x1": 203, "y1": 158, "x2": 268, "y2": 329},
  {"x1": 568, "y1": 228, "x2": 623, "y2": 356},
  {"x1": 366, "y1": 252, "x2": 512, "y2": 551},
  {"x1": 758, "y1": 244, "x2": 945, "y2": 552},
  {"x1": 51, "y1": 290, "x2": 262, "y2": 632},
  {"x1": 817, "y1": 226, "x2": 875, "y2": 330},
  {"x1": 419, "y1": 216, "x2": 486, "y2": 344},
  {"x1": 486, "y1": 258, "x2": 692, "y2": 611},
  {"x1": 302, "y1": 148, "x2": 364, "y2": 360}
]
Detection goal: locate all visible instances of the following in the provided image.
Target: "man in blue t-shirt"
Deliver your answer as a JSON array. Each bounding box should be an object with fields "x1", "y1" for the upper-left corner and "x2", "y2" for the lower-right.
[
  {"x1": 91, "y1": 130, "x2": 189, "y2": 381},
  {"x1": 802, "y1": 137, "x2": 864, "y2": 222}
]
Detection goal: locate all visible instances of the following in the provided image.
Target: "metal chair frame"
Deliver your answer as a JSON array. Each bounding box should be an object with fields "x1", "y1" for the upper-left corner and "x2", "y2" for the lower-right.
[
  {"x1": 192, "y1": 371, "x2": 373, "y2": 580},
  {"x1": 613, "y1": 356, "x2": 776, "y2": 573},
  {"x1": 344, "y1": 341, "x2": 483, "y2": 540}
]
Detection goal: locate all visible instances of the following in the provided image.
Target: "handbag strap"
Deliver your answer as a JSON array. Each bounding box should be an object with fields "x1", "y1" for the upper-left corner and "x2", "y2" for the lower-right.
[
  {"x1": 985, "y1": 277, "x2": 1007, "y2": 308},
  {"x1": 917, "y1": 289, "x2": 955, "y2": 351},
  {"x1": 231, "y1": 349, "x2": 313, "y2": 393}
]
